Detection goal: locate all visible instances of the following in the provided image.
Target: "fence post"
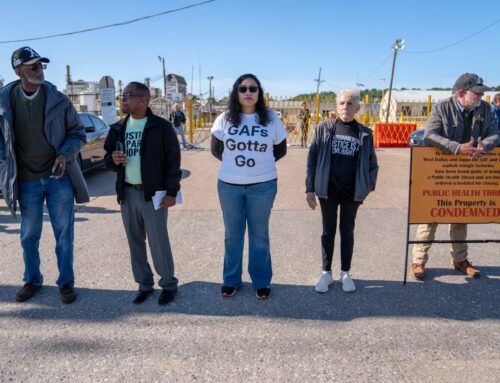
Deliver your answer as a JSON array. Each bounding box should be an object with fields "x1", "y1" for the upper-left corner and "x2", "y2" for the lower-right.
[{"x1": 364, "y1": 94, "x2": 370, "y2": 126}]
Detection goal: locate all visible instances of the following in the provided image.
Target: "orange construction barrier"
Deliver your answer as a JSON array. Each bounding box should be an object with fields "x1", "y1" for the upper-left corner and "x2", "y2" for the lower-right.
[{"x1": 373, "y1": 123, "x2": 417, "y2": 148}]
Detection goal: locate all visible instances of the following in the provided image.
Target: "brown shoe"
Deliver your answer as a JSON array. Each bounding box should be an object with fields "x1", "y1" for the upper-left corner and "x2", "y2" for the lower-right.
[
  {"x1": 411, "y1": 263, "x2": 425, "y2": 279},
  {"x1": 451, "y1": 259, "x2": 480, "y2": 277},
  {"x1": 59, "y1": 284, "x2": 77, "y2": 304},
  {"x1": 15, "y1": 283, "x2": 42, "y2": 302}
]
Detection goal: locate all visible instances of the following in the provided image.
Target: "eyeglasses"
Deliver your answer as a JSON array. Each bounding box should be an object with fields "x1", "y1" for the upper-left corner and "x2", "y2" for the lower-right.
[
  {"x1": 23, "y1": 63, "x2": 46, "y2": 72},
  {"x1": 122, "y1": 92, "x2": 141, "y2": 99},
  {"x1": 238, "y1": 86, "x2": 258, "y2": 94}
]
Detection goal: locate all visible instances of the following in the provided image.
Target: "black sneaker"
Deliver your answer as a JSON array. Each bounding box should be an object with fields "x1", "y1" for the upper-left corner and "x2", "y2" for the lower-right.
[
  {"x1": 59, "y1": 284, "x2": 77, "y2": 304},
  {"x1": 15, "y1": 283, "x2": 42, "y2": 302},
  {"x1": 256, "y1": 287, "x2": 271, "y2": 300},
  {"x1": 158, "y1": 289, "x2": 176, "y2": 306},
  {"x1": 221, "y1": 285, "x2": 237, "y2": 297}
]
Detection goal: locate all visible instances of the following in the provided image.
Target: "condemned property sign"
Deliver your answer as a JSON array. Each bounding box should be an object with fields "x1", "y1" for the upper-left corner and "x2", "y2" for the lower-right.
[{"x1": 409, "y1": 147, "x2": 500, "y2": 224}]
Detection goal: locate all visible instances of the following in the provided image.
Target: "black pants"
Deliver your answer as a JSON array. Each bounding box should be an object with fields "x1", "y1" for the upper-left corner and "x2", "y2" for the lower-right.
[{"x1": 319, "y1": 184, "x2": 360, "y2": 272}]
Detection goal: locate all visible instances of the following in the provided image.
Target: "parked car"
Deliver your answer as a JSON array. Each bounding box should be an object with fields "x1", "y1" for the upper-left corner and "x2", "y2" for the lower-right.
[
  {"x1": 78, "y1": 112, "x2": 110, "y2": 173},
  {"x1": 408, "y1": 128, "x2": 424, "y2": 147}
]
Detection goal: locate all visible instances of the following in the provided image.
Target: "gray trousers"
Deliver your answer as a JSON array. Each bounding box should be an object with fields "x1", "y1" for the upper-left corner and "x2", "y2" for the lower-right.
[{"x1": 121, "y1": 187, "x2": 178, "y2": 292}]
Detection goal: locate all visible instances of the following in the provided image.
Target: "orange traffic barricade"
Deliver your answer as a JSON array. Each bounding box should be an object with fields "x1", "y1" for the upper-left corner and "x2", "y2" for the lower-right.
[{"x1": 373, "y1": 123, "x2": 417, "y2": 148}]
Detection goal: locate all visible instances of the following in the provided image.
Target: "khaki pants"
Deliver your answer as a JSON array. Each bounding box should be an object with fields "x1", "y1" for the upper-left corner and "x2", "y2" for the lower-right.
[{"x1": 412, "y1": 223, "x2": 468, "y2": 265}]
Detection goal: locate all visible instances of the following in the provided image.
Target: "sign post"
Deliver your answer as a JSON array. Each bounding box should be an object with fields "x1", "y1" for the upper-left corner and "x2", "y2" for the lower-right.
[{"x1": 99, "y1": 76, "x2": 117, "y2": 126}]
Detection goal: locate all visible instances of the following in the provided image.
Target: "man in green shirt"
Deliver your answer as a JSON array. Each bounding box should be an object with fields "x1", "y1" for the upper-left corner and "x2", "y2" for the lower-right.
[{"x1": 0, "y1": 46, "x2": 88, "y2": 304}]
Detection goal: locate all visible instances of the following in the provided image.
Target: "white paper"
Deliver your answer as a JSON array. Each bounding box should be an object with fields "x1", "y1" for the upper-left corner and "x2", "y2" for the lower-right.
[{"x1": 152, "y1": 190, "x2": 183, "y2": 210}]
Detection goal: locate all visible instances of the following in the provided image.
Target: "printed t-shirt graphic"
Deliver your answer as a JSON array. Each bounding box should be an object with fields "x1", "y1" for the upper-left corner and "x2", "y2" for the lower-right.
[
  {"x1": 211, "y1": 112, "x2": 287, "y2": 184},
  {"x1": 329, "y1": 120, "x2": 360, "y2": 197},
  {"x1": 124, "y1": 116, "x2": 147, "y2": 185}
]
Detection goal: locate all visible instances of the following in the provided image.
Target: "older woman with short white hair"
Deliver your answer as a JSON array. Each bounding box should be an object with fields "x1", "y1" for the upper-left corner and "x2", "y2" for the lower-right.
[{"x1": 306, "y1": 89, "x2": 378, "y2": 294}]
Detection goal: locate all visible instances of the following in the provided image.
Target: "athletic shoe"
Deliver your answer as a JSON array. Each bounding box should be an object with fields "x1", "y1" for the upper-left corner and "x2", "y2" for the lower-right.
[
  {"x1": 314, "y1": 272, "x2": 333, "y2": 293},
  {"x1": 339, "y1": 271, "x2": 356, "y2": 293},
  {"x1": 221, "y1": 285, "x2": 237, "y2": 297},
  {"x1": 256, "y1": 287, "x2": 271, "y2": 299}
]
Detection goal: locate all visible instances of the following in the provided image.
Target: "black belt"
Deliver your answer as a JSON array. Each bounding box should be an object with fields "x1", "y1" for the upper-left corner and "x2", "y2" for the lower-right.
[{"x1": 124, "y1": 182, "x2": 143, "y2": 191}]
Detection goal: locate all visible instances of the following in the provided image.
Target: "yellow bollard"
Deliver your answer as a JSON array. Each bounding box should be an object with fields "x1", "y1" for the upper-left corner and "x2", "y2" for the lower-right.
[
  {"x1": 315, "y1": 93, "x2": 321, "y2": 124},
  {"x1": 486, "y1": 95, "x2": 491, "y2": 104},
  {"x1": 188, "y1": 99, "x2": 194, "y2": 144},
  {"x1": 363, "y1": 94, "x2": 370, "y2": 127},
  {"x1": 427, "y1": 95, "x2": 431, "y2": 117}
]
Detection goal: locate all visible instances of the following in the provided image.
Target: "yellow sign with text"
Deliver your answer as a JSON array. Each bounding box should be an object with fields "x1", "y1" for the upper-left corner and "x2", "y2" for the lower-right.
[{"x1": 409, "y1": 147, "x2": 500, "y2": 224}]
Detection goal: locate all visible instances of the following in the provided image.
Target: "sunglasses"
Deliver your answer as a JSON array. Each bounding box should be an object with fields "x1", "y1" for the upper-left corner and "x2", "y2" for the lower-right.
[
  {"x1": 23, "y1": 63, "x2": 46, "y2": 72},
  {"x1": 122, "y1": 92, "x2": 142, "y2": 99},
  {"x1": 238, "y1": 86, "x2": 258, "y2": 93}
]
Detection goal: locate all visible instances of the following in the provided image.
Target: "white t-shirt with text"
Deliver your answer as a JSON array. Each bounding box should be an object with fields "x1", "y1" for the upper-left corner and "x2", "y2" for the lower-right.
[{"x1": 211, "y1": 111, "x2": 287, "y2": 184}]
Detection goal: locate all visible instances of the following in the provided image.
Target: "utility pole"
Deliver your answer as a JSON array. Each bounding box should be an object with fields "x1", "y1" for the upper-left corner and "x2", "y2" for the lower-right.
[
  {"x1": 207, "y1": 76, "x2": 214, "y2": 123},
  {"x1": 158, "y1": 56, "x2": 167, "y2": 100},
  {"x1": 385, "y1": 39, "x2": 405, "y2": 123},
  {"x1": 207, "y1": 76, "x2": 214, "y2": 99},
  {"x1": 313, "y1": 67, "x2": 324, "y2": 124},
  {"x1": 190, "y1": 65, "x2": 194, "y2": 95}
]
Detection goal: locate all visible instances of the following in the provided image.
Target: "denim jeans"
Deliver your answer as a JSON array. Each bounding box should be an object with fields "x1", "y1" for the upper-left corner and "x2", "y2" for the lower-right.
[
  {"x1": 217, "y1": 179, "x2": 277, "y2": 289},
  {"x1": 175, "y1": 124, "x2": 188, "y2": 149},
  {"x1": 18, "y1": 174, "x2": 76, "y2": 287}
]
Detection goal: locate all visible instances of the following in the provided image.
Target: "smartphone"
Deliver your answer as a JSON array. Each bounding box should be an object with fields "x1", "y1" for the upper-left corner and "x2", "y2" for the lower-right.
[
  {"x1": 116, "y1": 141, "x2": 124, "y2": 152},
  {"x1": 51, "y1": 163, "x2": 63, "y2": 177}
]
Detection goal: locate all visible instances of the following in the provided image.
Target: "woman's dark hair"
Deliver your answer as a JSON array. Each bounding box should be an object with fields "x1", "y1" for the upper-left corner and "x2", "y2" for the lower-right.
[{"x1": 226, "y1": 73, "x2": 270, "y2": 126}]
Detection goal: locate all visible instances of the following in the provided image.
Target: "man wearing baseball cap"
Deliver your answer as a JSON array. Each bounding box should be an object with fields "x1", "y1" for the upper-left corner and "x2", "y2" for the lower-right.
[
  {"x1": 411, "y1": 73, "x2": 500, "y2": 280},
  {"x1": 0, "y1": 46, "x2": 89, "y2": 303}
]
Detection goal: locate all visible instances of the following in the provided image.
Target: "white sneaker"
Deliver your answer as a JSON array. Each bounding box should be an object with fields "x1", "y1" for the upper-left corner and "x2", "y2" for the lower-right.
[
  {"x1": 314, "y1": 272, "x2": 334, "y2": 293},
  {"x1": 340, "y1": 271, "x2": 356, "y2": 293}
]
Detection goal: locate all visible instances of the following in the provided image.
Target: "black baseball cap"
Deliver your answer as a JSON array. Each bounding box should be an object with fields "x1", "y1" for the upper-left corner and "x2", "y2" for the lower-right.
[
  {"x1": 452, "y1": 73, "x2": 489, "y2": 93},
  {"x1": 11, "y1": 46, "x2": 50, "y2": 69}
]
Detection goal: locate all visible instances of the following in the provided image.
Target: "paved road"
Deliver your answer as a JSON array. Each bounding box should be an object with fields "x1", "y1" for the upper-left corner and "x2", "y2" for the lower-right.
[{"x1": 0, "y1": 147, "x2": 499, "y2": 382}]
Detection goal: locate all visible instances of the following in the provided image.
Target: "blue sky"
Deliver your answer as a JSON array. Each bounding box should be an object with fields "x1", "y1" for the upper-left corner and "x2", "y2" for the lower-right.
[{"x1": 1, "y1": 0, "x2": 499, "y2": 97}]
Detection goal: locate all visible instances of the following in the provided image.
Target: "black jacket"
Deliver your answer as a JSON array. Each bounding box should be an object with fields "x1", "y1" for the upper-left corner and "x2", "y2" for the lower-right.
[
  {"x1": 169, "y1": 110, "x2": 186, "y2": 127},
  {"x1": 104, "y1": 108, "x2": 181, "y2": 204}
]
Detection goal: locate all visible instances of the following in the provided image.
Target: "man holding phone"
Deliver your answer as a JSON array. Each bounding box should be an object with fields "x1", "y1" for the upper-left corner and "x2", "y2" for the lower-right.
[
  {"x1": 104, "y1": 82, "x2": 181, "y2": 305},
  {"x1": 411, "y1": 73, "x2": 500, "y2": 280},
  {"x1": 0, "y1": 47, "x2": 89, "y2": 303}
]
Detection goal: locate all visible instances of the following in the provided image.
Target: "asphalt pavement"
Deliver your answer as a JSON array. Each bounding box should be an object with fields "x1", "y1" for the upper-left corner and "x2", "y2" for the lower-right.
[{"x1": 0, "y1": 147, "x2": 499, "y2": 383}]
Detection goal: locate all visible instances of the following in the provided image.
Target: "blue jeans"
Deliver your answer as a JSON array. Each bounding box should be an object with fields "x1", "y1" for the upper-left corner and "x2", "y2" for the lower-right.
[
  {"x1": 175, "y1": 124, "x2": 188, "y2": 149},
  {"x1": 217, "y1": 179, "x2": 277, "y2": 289},
  {"x1": 18, "y1": 174, "x2": 76, "y2": 287}
]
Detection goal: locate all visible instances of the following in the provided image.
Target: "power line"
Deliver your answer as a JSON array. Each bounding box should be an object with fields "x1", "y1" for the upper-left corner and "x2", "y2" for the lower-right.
[
  {"x1": 360, "y1": 53, "x2": 392, "y2": 82},
  {"x1": 323, "y1": 82, "x2": 341, "y2": 91},
  {"x1": 0, "y1": 0, "x2": 215, "y2": 44},
  {"x1": 404, "y1": 17, "x2": 500, "y2": 54}
]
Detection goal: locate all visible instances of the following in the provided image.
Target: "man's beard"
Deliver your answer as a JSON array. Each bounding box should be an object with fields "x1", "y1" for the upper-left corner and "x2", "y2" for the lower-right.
[{"x1": 25, "y1": 72, "x2": 44, "y2": 85}]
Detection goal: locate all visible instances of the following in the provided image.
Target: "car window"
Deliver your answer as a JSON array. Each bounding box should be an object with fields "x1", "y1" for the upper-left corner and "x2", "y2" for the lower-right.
[
  {"x1": 89, "y1": 115, "x2": 107, "y2": 132},
  {"x1": 79, "y1": 114, "x2": 94, "y2": 130}
]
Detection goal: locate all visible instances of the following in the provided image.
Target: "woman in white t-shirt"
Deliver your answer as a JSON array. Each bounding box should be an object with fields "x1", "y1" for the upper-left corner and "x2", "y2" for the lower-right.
[{"x1": 211, "y1": 74, "x2": 287, "y2": 299}]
